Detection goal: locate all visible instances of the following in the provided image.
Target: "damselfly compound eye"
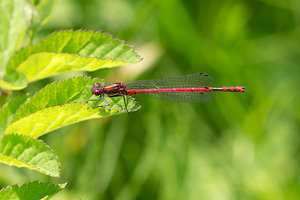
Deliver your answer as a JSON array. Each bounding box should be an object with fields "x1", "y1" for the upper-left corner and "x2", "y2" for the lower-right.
[{"x1": 93, "y1": 90, "x2": 101, "y2": 96}]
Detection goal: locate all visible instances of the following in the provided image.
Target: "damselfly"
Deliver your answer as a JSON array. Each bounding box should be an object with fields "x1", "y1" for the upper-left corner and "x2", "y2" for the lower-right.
[{"x1": 89, "y1": 73, "x2": 245, "y2": 111}]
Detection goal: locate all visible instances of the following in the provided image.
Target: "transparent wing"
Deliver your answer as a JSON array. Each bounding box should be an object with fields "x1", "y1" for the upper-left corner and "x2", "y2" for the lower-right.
[
  {"x1": 124, "y1": 73, "x2": 215, "y2": 103},
  {"x1": 124, "y1": 73, "x2": 214, "y2": 89},
  {"x1": 143, "y1": 91, "x2": 215, "y2": 103}
]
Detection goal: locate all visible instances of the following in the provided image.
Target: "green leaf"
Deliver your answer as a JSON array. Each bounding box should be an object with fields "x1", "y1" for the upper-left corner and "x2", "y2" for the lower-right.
[
  {"x1": 0, "y1": 181, "x2": 66, "y2": 200},
  {"x1": 0, "y1": 0, "x2": 57, "y2": 90},
  {"x1": 12, "y1": 76, "x2": 93, "y2": 122},
  {"x1": 30, "y1": 0, "x2": 56, "y2": 31},
  {"x1": 12, "y1": 76, "x2": 85, "y2": 122},
  {"x1": 5, "y1": 102, "x2": 139, "y2": 138},
  {"x1": 0, "y1": 0, "x2": 27, "y2": 74},
  {"x1": 0, "y1": 75, "x2": 27, "y2": 90},
  {"x1": 3, "y1": 30, "x2": 142, "y2": 90},
  {"x1": 0, "y1": 94, "x2": 29, "y2": 136},
  {"x1": 12, "y1": 76, "x2": 140, "y2": 122},
  {"x1": 0, "y1": 134, "x2": 61, "y2": 177},
  {"x1": 5, "y1": 76, "x2": 141, "y2": 137},
  {"x1": 17, "y1": 52, "x2": 132, "y2": 82}
]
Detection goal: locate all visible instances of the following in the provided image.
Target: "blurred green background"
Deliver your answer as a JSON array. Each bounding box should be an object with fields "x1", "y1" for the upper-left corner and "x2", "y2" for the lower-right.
[{"x1": 1, "y1": 0, "x2": 300, "y2": 199}]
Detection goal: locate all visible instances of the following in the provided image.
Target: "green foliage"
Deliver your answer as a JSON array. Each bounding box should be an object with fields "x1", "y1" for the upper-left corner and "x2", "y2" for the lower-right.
[
  {"x1": 3, "y1": 76, "x2": 140, "y2": 137},
  {"x1": 0, "y1": 0, "x2": 142, "y2": 198},
  {"x1": 3, "y1": 0, "x2": 298, "y2": 200},
  {"x1": 1, "y1": 30, "x2": 141, "y2": 90},
  {"x1": 12, "y1": 76, "x2": 140, "y2": 123},
  {"x1": 0, "y1": 0, "x2": 26, "y2": 74},
  {"x1": 0, "y1": 134, "x2": 60, "y2": 177},
  {"x1": 0, "y1": 181, "x2": 66, "y2": 200},
  {"x1": 32, "y1": 1, "x2": 299, "y2": 200},
  {"x1": 12, "y1": 76, "x2": 94, "y2": 122},
  {"x1": 28, "y1": 0, "x2": 56, "y2": 33},
  {"x1": 0, "y1": 76, "x2": 140, "y2": 198},
  {"x1": 0, "y1": 75, "x2": 140, "y2": 178},
  {"x1": 0, "y1": 95, "x2": 29, "y2": 134},
  {"x1": 0, "y1": 0, "x2": 56, "y2": 89}
]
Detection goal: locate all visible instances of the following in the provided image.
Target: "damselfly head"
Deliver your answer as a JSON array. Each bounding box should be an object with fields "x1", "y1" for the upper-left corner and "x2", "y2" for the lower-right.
[{"x1": 91, "y1": 82, "x2": 104, "y2": 96}]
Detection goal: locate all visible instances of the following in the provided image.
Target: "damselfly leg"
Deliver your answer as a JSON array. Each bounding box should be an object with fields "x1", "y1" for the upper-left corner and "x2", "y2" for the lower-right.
[
  {"x1": 108, "y1": 94, "x2": 128, "y2": 112},
  {"x1": 87, "y1": 94, "x2": 110, "y2": 108}
]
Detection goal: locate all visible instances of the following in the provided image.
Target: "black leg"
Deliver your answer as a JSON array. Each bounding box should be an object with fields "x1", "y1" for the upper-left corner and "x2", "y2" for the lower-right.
[
  {"x1": 93, "y1": 95, "x2": 110, "y2": 108},
  {"x1": 108, "y1": 94, "x2": 128, "y2": 112},
  {"x1": 89, "y1": 94, "x2": 128, "y2": 111},
  {"x1": 122, "y1": 95, "x2": 128, "y2": 112},
  {"x1": 103, "y1": 96, "x2": 110, "y2": 106},
  {"x1": 88, "y1": 94, "x2": 108, "y2": 108}
]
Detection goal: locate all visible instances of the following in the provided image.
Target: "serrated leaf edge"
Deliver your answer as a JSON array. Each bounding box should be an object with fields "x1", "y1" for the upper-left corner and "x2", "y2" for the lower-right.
[
  {"x1": 14, "y1": 29, "x2": 142, "y2": 65},
  {"x1": 40, "y1": 29, "x2": 142, "y2": 60},
  {"x1": 0, "y1": 134, "x2": 61, "y2": 177},
  {"x1": 16, "y1": 51, "x2": 140, "y2": 81},
  {"x1": 12, "y1": 76, "x2": 102, "y2": 122},
  {"x1": 6, "y1": 101, "x2": 141, "y2": 137},
  {"x1": 6, "y1": 103, "x2": 120, "y2": 136},
  {"x1": 0, "y1": 180, "x2": 67, "y2": 194}
]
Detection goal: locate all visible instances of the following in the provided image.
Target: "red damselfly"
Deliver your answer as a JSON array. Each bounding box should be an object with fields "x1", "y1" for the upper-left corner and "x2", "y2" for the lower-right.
[{"x1": 89, "y1": 73, "x2": 245, "y2": 111}]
